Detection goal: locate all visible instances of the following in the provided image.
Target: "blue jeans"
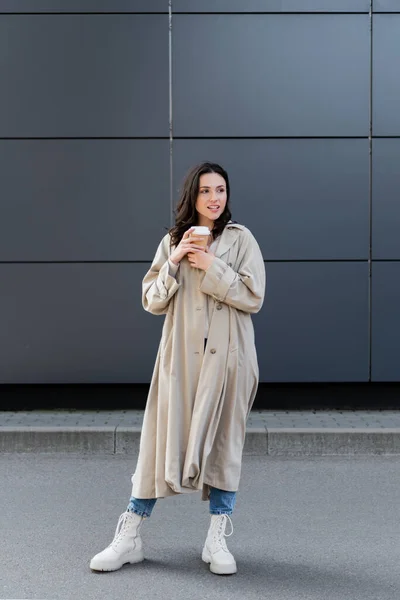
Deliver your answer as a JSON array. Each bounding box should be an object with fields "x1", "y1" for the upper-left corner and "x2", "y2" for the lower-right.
[{"x1": 127, "y1": 487, "x2": 236, "y2": 518}]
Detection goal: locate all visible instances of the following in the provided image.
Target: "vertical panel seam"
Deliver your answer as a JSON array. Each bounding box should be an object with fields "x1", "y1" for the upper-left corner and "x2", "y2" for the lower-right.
[
  {"x1": 368, "y1": 0, "x2": 373, "y2": 382},
  {"x1": 169, "y1": 0, "x2": 173, "y2": 229}
]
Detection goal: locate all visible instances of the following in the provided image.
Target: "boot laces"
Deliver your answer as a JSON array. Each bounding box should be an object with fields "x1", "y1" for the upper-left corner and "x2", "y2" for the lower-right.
[
  {"x1": 212, "y1": 514, "x2": 233, "y2": 553},
  {"x1": 109, "y1": 512, "x2": 136, "y2": 550}
]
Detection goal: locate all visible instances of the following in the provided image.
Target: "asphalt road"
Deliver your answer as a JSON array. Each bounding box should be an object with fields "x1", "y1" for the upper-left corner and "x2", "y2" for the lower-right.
[{"x1": 1, "y1": 453, "x2": 399, "y2": 600}]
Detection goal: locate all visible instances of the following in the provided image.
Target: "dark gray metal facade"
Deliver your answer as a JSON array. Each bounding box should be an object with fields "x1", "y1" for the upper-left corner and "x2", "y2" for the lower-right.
[{"x1": 0, "y1": 1, "x2": 398, "y2": 384}]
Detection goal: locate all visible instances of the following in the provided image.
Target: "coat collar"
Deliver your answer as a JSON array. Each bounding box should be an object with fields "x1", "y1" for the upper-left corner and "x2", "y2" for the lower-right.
[{"x1": 215, "y1": 222, "x2": 245, "y2": 258}]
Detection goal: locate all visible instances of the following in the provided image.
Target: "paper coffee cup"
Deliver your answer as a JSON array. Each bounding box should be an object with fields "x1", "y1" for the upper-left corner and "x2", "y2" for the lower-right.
[{"x1": 190, "y1": 226, "x2": 210, "y2": 248}]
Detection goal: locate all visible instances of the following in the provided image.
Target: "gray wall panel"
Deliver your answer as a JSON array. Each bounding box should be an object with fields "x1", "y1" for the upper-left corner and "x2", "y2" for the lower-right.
[
  {"x1": 371, "y1": 263, "x2": 400, "y2": 381},
  {"x1": 173, "y1": 15, "x2": 369, "y2": 137},
  {"x1": 374, "y1": 0, "x2": 400, "y2": 11},
  {"x1": 173, "y1": 139, "x2": 369, "y2": 260},
  {"x1": 1, "y1": 8, "x2": 398, "y2": 386},
  {"x1": 255, "y1": 262, "x2": 369, "y2": 382},
  {"x1": 373, "y1": 15, "x2": 400, "y2": 135},
  {"x1": 0, "y1": 15, "x2": 168, "y2": 137},
  {"x1": 173, "y1": 0, "x2": 369, "y2": 12},
  {"x1": 372, "y1": 140, "x2": 400, "y2": 259},
  {"x1": 0, "y1": 0, "x2": 168, "y2": 11},
  {"x1": 0, "y1": 140, "x2": 170, "y2": 261},
  {"x1": 0, "y1": 263, "x2": 162, "y2": 384}
]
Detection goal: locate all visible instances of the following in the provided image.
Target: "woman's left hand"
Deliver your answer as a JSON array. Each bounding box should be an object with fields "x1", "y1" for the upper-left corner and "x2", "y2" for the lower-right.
[{"x1": 187, "y1": 248, "x2": 215, "y2": 271}]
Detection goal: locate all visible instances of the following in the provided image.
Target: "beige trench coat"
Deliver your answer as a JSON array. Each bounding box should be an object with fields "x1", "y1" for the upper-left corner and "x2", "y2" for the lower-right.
[{"x1": 131, "y1": 222, "x2": 266, "y2": 500}]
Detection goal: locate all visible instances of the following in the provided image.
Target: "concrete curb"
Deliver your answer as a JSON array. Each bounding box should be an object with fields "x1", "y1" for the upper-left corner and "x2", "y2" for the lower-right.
[
  {"x1": 0, "y1": 426, "x2": 116, "y2": 454},
  {"x1": 2, "y1": 426, "x2": 400, "y2": 455},
  {"x1": 244, "y1": 427, "x2": 268, "y2": 455},
  {"x1": 115, "y1": 426, "x2": 141, "y2": 455},
  {"x1": 267, "y1": 428, "x2": 400, "y2": 456}
]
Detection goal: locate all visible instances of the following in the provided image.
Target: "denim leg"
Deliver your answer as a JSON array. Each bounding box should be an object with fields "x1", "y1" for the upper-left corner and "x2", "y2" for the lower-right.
[
  {"x1": 209, "y1": 486, "x2": 237, "y2": 515},
  {"x1": 127, "y1": 496, "x2": 157, "y2": 518}
]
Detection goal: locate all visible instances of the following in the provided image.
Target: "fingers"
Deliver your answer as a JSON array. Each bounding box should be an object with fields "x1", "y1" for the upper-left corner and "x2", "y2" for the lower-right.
[
  {"x1": 187, "y1": 251, "x2": 197, "y2": 265},
  {"x1": 182, "y1": 227, "x2": 195, "y2": 240},
  {"x1": 179, "y1": 239, "x2": 203, "y2": 252},
  {"x1": 187, "y1": 245, "x2": 205, "y2": 252},
  {"x1": 180, "y1": 246, "x2": 204, "y2": 258}
]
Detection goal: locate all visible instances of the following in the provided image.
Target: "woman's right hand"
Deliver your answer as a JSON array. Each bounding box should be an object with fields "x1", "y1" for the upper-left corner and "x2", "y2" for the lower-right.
[{"x1": 169, "y1": 228, "x2": 206, "y2": 265}]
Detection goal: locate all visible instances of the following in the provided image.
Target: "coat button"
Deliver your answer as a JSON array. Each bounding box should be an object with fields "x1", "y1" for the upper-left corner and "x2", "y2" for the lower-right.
[
  {"x1": 210, "y1": 348, "x2": 216, "y2": 354},
  {"x1": 216, "y1": 304, "x2": 222, "y2": 310}
]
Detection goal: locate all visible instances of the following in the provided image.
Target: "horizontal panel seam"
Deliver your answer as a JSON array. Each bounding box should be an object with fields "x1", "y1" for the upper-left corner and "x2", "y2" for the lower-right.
[
  {"x1": 0, "y1": 137, "x2": 171, "y2": 141},
  {"x1": 0, "y1": 137, "x2": 377, "y2": 141},
  {"x1": 3, "y1": 11, "x2": 396, "y2": 15},
  {"x1": 171, "y1": 12, "x2": 369, "y2": 15},
  {"x1": 0, "y1": 12, "x2": 170, "y2": 15},
  {"x1": 0, "y1": 260, "x2": 378, "y2": 265}
]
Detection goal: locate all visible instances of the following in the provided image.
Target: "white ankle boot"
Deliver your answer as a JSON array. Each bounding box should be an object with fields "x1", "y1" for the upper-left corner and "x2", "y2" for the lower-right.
[
  {"x1": 202, "y1": 514, "x2": 237, "y2": 575},
  {"x1": 90, "y1": 511, "x2": 144, "y2": 572}
]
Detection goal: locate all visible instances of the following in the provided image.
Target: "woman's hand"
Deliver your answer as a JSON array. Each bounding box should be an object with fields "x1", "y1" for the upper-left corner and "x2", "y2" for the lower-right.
[
  {"x1": 187, "y1": 248, "x2": 215, "y2": 271},
  {"x1": 169, "y1": 228, "x2": 206, "y2": 265}
]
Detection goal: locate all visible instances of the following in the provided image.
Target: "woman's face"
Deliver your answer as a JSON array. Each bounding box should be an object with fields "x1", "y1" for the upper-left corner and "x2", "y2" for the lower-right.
[{"x1": 195, "y1": 172, "x2": 227, "y2": 227}]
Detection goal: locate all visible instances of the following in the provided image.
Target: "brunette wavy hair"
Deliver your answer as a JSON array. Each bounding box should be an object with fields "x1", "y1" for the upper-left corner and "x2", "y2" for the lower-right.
[{"x1": 169, "y1": 162, "x2": 232, "y2": 248}]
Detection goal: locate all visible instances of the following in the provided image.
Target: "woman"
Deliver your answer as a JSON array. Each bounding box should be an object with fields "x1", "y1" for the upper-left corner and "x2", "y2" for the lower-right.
[{"x1": 90, "y1": 162, "x2": 266, "y2": 576}]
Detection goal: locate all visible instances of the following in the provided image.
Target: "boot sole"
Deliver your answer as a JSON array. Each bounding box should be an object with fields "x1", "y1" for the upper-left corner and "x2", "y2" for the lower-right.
[
  {"x1": 90, "y1": 549, "x2": 144, "y2": 572},
  {"x1": 202, "y1": 548, "x2": 237, "y2": 575}
]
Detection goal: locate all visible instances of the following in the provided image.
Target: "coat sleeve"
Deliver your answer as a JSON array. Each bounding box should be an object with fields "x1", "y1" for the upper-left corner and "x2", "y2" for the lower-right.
[
  {"x1": 199, "y1": 229, "x2": 266, "y2": 314},
  {"x1": 142, "y1": 234, "x2": 181, "y2": 315}
]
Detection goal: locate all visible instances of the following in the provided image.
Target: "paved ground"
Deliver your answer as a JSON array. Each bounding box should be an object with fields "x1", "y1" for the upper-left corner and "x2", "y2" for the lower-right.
[
  {"x1": 2, "y1": 410, "x2": 400, "y2": 455},
  {"x1": 1, "y1": 453, "x2": 399, "y2": 600},
  {"x1": 4, "y1": 408, "x2": 400, "y2": 428}
]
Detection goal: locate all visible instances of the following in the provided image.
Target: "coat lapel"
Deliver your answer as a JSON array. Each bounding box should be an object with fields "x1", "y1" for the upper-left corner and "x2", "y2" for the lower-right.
[{"x1": 215, "y1": 222, "x2": 245, "y2": 258}]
